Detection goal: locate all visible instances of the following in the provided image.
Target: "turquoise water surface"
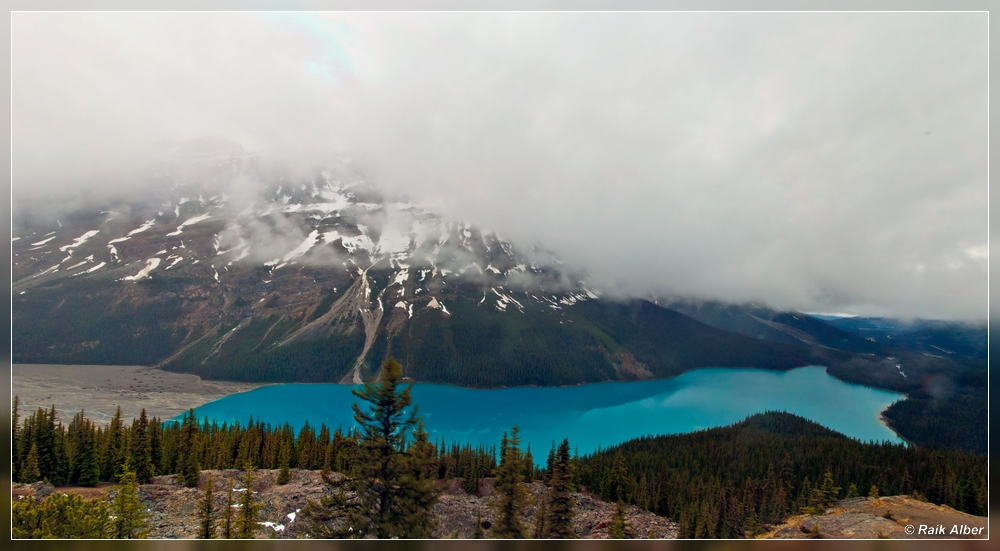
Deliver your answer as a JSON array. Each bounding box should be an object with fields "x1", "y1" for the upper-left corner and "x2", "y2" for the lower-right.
[{"x1": 184, "y1": 366, "x2": 905, "y2": 457}]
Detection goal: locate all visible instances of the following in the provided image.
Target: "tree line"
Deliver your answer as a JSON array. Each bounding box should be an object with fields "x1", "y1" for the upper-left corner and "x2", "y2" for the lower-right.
[
  {"x1": 11, "y1": 360, "x2": 988, "y2": 539},
  {"x1": 11, "y1": 359, "x2": 586, "y2": 539}
]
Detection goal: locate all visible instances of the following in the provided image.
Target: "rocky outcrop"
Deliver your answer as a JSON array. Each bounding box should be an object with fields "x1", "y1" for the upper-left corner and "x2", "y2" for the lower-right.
[
  {"x1": 764, "y1": 496, "x2": 988, "y2": 539},
  {"x1": 14, "y1": 470, "x2": 676, "y2": 539}
]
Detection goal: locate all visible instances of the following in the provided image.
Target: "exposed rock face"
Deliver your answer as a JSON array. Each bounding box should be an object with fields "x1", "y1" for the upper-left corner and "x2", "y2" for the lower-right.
[
  {"x1": 13, "y1": 470, "x2": 676, "y2": 539},
  {"x1": 765, "y1": 496, "x2": 988, "y2": 539}
]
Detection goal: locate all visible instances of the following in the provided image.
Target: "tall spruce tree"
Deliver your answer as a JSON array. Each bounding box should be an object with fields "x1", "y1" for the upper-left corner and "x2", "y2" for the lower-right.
[
  {"x1": 607, "y1": 450, "x2": 628, "y2": 502},
  {"x1": 199, "y1": 473, "x2": 216, "y2": 538},
  {"x1": 277, "y1": 439, "x2": 292, "y2": 485},
  {"x1": 77, "y1": 424, "x2": 101, "y2": 487},
  {"x1": 12, "y1": 396, "x2": 21, "y2": 482},
  {"x1": 222, "y1": 476, "x2": 235, "y2": 539},
  {"x1": 543, "y1": 438, "x2": 576, "y2": 538},
  {"x1": 305, "y1": 358, "x2": 438, "y2": 538},
  {"x1": 177, "y1": 409, "x2": 200, "y2": 487},
  {"x1": 236, "y1": 465, "x2": 261, "y2": 539},
  {"x1": 490, "y1": 426, "x2": 528, "y2": 538},
  {"x1": 101, "y1": 407, "x2": 124, "y2": 482},
  {"x1": 22, "y1": 442, "x2": 41, "y2": 483},
  {"x1": 130, "y1": 409, "x2": 154, "y2": 483}
]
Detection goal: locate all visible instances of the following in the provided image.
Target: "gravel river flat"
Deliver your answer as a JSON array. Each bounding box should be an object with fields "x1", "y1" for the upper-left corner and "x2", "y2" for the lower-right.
[{"x1": 11, "y1": 363, "x2": 266, "y2": 425}]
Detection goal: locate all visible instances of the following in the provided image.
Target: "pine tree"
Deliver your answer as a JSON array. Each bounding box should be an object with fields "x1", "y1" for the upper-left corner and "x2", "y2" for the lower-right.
[
  {"x1": 33, "y1": 407, "x2": 58, "y2": 482},
  {"x1": 222, "y1": 476, "x2": 235, "y2": 539},
  {"x1": 608, "y1": 499, "x2": 634, "y2": 538},
  {"x1": 846, "y1": 483, "x2": 859, "y2": 499},
  {"x1": 236, "y1": 464, "x2": 261, "y2": 539},
  {"x1": 101, "y1": 407, "x2": 125, "y2": 482},
  {"x1": 12, "y1": 491, "x2": 111, "y2": 538},
  {"x1": 543, "y1": 438, "x2": 576, "y2": 538},
  {"x1": 22, "y1": 442, "x2": 42, "y2": 483},
  {"x1": 490, "y1": 426, "x2": 528, "y2": 538},
  {"x1": 130, "y1": 409, "x2": 154, "y2": 483},
  {"x1": 77, "y1": 426, "x2": 101, "y2": 487},
  {"x1": 608, "y1": 450, "x2": 628, "y2": 502},
  {"x1": 111, "y1": 463, "x2": 148, "y2": 539},
  {"x1": 12, "y1": 396, "x2": 21, "y2": 482},
  {"x1": 304, "y1": 358, "x2": 438, "y2": 539},
  {"x1": 532, "y1": 495, "x2": 548, "y2": 538},
  {"x1": 402, "y1": 420, "x2": 440, "y2": 538},
  {"x1": 869, "y1": 485, "x2": 879, "y2": 499},
  {"x1": 177, "y1": 409, "x2": 200, "y2": 488},
  {"x1": 807, "y1": 471, "x2": 841, "y2": 513},
  {"x1": 277, "y1": 439, "x2": 292, "y2": 485},
  {"x1": 199, "y1": 474, "x2": 216, "y2": 538},
  {"x1": 473, "y1": 509, "x2": 485, "y2": 539}
]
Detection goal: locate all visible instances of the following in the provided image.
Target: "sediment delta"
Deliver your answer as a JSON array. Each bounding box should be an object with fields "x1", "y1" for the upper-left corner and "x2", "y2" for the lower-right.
[{"x1": 11, "y1": 363, "x2": 265, "y2": 425}]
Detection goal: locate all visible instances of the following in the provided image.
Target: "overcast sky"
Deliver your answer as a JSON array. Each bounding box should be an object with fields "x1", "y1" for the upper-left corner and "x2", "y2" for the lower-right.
[{"x1": 11, "y1": 12, "x2": 988, "y2": 320}]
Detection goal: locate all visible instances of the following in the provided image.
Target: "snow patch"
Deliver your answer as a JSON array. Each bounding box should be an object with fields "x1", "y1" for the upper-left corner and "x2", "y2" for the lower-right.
[
  {"x1": 283, "y1": 230, "x2": 321, "y2": 262},
  {"x1": 59, "y1": 230, "x2": 100, "y2": 252},
  {"x1": 124, "y1": 258, "x2": 161, "y2": 281},
  {"x1": 127, "y1": 219, "x2": 156, "y2": 236},
  {"x1": 165, "y1": 213, "x2": 212, "y2": 236},
  {"x1": 31, "y1": 235, "x2": 57, "y2": 246},
  {"x1": 83, "y1": 262, "x2": 106, "y2": 274}
]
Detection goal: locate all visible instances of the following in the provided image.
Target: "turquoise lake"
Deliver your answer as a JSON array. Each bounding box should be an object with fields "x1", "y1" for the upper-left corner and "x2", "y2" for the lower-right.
[{"x1": 183, "y1": 366, "x2": 905, "y2": 457}]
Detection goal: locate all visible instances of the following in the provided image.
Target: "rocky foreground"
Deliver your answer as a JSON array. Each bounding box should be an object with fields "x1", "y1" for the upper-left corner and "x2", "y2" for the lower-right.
[
  {"x1": 13, "y1": 469, "x2": 677, "y2": 539},
  {"x1": 763, "y1": 495, "x2": 988, "y2": 539}
]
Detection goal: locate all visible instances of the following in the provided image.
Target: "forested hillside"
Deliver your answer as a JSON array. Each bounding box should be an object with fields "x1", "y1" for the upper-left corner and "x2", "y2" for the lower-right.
[{"x1": 575, "y1": 412, "x2": 988, "y2": 538}]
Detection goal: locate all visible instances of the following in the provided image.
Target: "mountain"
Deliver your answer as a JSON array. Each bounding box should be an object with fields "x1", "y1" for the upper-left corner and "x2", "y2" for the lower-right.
[
  {"x1": 659, "y1": 299, "x2": 885, "y2": 354},
  {"x1": 10, "y1": 158, "x2": 986, "y2": 452},
  {"x1": 13, "y1": 165, "x2": 841, "y2": 387},
  {"x1": 823, "y1": 317, "x2": 987, "y2": 363}
]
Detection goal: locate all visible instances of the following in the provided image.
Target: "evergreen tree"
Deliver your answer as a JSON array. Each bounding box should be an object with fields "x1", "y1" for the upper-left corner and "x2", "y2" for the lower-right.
[
  {"x1": 608, "y1": 450, "x2": 628, "y2": 502},
  {"x1": 490, "y1": 426, "x2": 528, "y2": 538},
  {"x1": 608, "y1": 499, "x2": 634, "y2": 539},
  {"x1": 532, "y1": 495, "x2": 548, "y2": 538},
  {"x1": 21, "y1": 442, "x2": 42, "y2": 483},
  {"x1": 77, "y1": 426, "x2": 101, "y2": 487},
  {"x1": 869, "y1": 485, "x2": 879, "y2": 499},
  {"x1": 845, "y1": 483, "x2": 859, "y2": 499},
  {"x1": 402, "y1": 420, "x2": 440, "y2": 538},
  {"x1": 199, "y1": 473, "x2": 216, "y2": 538},
  {"x1": 177, "y1": 409, "x2": 200, "y2": 487},
  {"x1": 236, "y1": 465, "x2": 261, "y2": 539},
  {"x1": 222, "y1": 476, "x2": 235, "y2": 539},
  {"x1": 101, "y1": 406, "x2": 125, "y2": 482},
  {"x1": 111, "y1": 463, "x2": 148, "y2": 539},
  {"x1": 806, "y1": 471, "x2": 841, "y2": 513},
  {"x1": 130, "y1": 409, "x2": 154, "y2": 483},
  {"x1": 12, "y1": 396, "x2": 21, "y2": 482},
  {"x1": 277, "y1": 439, "x2": 291, "y2": 485},
  {"x1": 543, "y1": 438, "x2": 576, "y2": 538},
  {"x1": 33, "y1": 407, "x2": 58, "y2": 482},
  {"x1": 304, "y1": 358, "x2": 438, "y2": 539},
  {"x1": 473, "y1": 509, "x2": 485, "y2": 539},
  {"x1": 12, "y1": 492, "x2": 110, "y2": 538}
]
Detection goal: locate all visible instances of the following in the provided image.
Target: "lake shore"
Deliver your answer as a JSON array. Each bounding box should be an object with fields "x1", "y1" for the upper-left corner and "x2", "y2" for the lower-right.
[{"x1": 11, "y1": 363, "x2": 268, "y2": 426}]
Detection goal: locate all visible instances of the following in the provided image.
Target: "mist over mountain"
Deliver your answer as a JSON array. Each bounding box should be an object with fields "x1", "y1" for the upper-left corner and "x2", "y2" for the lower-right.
[{"x1": 11, "y1": 12, "x2": 988, "y2": 320}]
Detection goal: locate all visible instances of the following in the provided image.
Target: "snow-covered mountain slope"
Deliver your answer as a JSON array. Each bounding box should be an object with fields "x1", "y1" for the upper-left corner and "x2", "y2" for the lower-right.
[
  {"x1": 13, "y1": 172, "x2": 624, "y2": 385},
  {"x1": 15, "y1": 159, "x2": 934, "y2": 392}
]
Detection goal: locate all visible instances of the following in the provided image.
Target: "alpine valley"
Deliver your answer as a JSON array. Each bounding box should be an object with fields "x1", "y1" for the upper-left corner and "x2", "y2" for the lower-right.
[{"x1": 11, "y1": 144, "x2": 987, "y2": 454}]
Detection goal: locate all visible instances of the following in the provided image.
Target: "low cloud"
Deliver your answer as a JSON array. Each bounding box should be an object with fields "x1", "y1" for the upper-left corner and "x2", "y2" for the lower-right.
[{"x1": 11, "y1": 12, "x2": 988, "y2": 320}]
